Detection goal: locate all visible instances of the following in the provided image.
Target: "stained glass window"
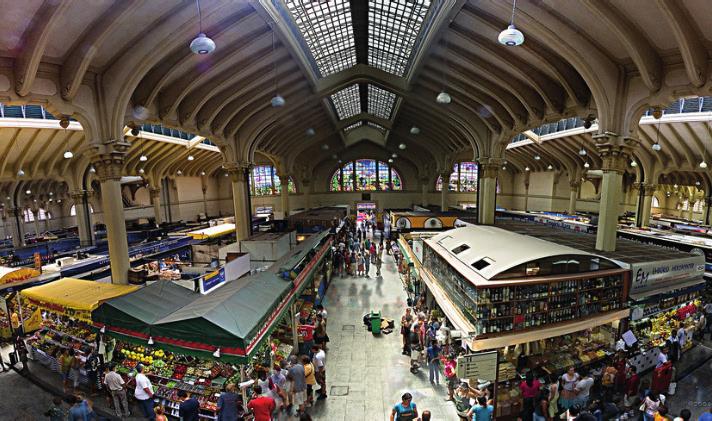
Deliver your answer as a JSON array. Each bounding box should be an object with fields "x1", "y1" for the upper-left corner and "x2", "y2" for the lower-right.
[
  {"x1": 342, "y1": 161, "x2": 355, "y2": 191},
  {"x1": 250, "y1": 165, "x2": 296, "y2": 196},
  {"x1": 355, "y1": 159, "x2": 377, "y2": 190},
  {"x1": 329, "y1": 159, "x2": 402, "y2": 191},
  {"x1": 436, "y1": 162, "x2": 477, "y2": 192},
  {"x1": 378, "y1": 161, "x2": 390, "y2": 190},
  {"x1": 391, "y1": 168, "x2": 402, "y2": 191}
]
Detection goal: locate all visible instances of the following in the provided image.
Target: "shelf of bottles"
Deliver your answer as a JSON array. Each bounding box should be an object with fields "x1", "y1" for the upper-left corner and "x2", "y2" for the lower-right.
[
  {"x1": 421, "y1": 245, "x2": 625, "y2": 338},
  {"x1": 471, "y1": 276, "x2": 624, "y2": 336}
]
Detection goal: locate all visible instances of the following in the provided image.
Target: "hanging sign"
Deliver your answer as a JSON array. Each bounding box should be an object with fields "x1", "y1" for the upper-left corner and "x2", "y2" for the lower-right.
[
  {"x1": 199, "y1": 268, "x2": 226, "y2": 294},
  {"x1": 456, "y1": 350, "x2": 498, "y2": 381}
]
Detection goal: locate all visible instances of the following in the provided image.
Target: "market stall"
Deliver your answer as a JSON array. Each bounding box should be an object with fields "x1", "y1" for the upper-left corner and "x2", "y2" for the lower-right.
[
  {"x1": 0, "y1": 268, "x2": 46, "y2": 339},
  {"x1": 185, "y1": 223, "x2": 236, "y2": 240},
  {"x1": 20, "y1": 278, "x2": 138, "y2": 385},
  {"x1": 419, "y1": 226, "x2": 631, "y2": 419}
]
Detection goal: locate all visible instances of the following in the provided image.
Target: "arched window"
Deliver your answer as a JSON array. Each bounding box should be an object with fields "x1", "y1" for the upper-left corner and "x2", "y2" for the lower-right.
[
  {"x1": 329, "y1": 159, "x2": 403, "y2": 191},
  {"x1": 651, "y1": 196, "x2": 660, "y2": 208},
  {"x1": 23, "y1": 208, "x2": 34, "y2": 222},
  {"x1": 250, "y1": 165, "x2": 296, "y2": 196},
  {"x1": 693, "y1": 200, "x2": 703, "y2": 213},
  {"x1": 70, "y1": 204, "x2": 94, "y2": 216},
  {"x1": 37, "y1": 208, "x2": 51, "y2": 220},
  {"x1": 436, "y1": 162, "x2": 479, "y2": 192}
]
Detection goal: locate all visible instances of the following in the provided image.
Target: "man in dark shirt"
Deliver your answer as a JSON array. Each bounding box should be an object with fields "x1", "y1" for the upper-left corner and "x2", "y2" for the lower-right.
[{"x1": 178, "y1": 390, "x2": 200, "y2": 421}]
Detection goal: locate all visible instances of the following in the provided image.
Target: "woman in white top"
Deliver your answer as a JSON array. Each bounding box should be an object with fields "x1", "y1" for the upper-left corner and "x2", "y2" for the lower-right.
[
  {"x1": 642, "y1": 391, "x2": 660, "y2": 421},
  {"x1": 559, "y1": 366, "x2": 580, "y2": 410}
]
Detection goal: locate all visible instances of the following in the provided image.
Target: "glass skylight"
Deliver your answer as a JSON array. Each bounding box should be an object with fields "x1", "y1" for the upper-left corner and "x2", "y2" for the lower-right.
[
  {"x1": 331, "y1": 84, "x2": 361, "y2": 120},
  {"x1": 344, "y1": 121, "x2": 363, "y2": 132},
  {"x1": 367, "y1": 85, "x2": 396, "y2": 120},
  {"x1": 285, "y1": 0, "x2": 356, "y2": 77},
  {"x1": 367, "y1": 121, "x2": 386, "y2": 133},
  {"x1": 369, "y1": 0, "x2": 432, "y2": 76}
]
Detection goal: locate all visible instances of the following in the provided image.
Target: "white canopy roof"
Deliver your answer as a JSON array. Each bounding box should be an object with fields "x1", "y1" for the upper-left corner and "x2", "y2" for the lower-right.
[{"x1": 426, "y1": 226, "x2": 602, "y2": 283}]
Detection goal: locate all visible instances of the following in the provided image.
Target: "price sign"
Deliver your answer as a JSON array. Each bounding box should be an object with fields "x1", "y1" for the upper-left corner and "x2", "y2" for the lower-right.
[{"x1": 456, "y1": 351, "x2": 498, "y2": 381}]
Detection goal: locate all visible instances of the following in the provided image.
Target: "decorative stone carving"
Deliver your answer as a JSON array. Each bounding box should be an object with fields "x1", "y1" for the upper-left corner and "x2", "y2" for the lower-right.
[
  {"x1": 91, "y1": 139, "x2": 131, "y2": 182},
  {"x1": 223, "y1": 162, "x2": 251, "y2": 183},
  {"x1": 593, "y1": 133, "x2": 638, "y2": 174}
]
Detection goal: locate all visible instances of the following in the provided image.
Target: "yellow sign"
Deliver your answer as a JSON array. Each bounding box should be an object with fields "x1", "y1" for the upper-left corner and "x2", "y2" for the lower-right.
[{"x1": 23, "y1": 308, "x2": 42, "y2": 333}]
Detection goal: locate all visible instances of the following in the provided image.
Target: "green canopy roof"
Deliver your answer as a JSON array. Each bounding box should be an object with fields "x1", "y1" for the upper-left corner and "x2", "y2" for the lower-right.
[
  {"x1": 92, "y1": 281, "x2": 198, "y2": 335},
  {"x1": 152, "y1": 272, "x2": 292, "y2": 350},
  {"x1": 274, "y1": 230, "x2": 330, "y2": 275}
]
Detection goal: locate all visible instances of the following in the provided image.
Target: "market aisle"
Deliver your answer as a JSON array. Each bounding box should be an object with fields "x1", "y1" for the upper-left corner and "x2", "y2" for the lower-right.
[
  {"x1": 659, "y1": 342, "x2": 712, "y2": 420},
  {"x1": 307, "y1": 252, "x2": 459, "y2": 421}
]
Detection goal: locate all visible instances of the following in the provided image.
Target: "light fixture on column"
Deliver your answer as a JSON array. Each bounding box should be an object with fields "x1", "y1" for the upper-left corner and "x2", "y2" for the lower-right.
[
  {"x1": 17, "y1": 168, "x2": 25, "y2": 177},
  {"x1": 49, "y1": 192, "x2": 53, "y2": 196},
  {"x1": 177, "y1": 170, "x2": 183, "y2": 175},
  {"x1": 213, "y1": 348, "x2": 221, "y2": 358},
  {"x1": 584, "y1": 161, "x2": 590, "y2": 168},
  {"x1": 139, "y1": 168, "x2": 145, "y2": 174},
  {"x1": 399, "y1": 143, "x2": 406, "y2": 150},
  {"x1": 189, "y1": 0, "x2": 215, "y2": 55},
  {"x1": 534, "y1": 155, "x2": 541, "y2": 160},
  {"x1": 410, "y1": 126, "x2": 420, "y2": 135},
  {"x1": 700, "y1": 161, "x2": 708, "y2": 169},
  {"x1": 498, "y1": 0, "x2": 524, "y2": 46},
  {"x1": 26, "y1": 190, "x2": 31, "y2": 195},
  {"x1": 630, "y1": 160, "x2": 637, "y2": 167},
  {"x1": 187, "y1": 155, "x2": 195, "y2": 161},
  {"x1": 270, "y1": 28, "x2": 285, "y2": 108},
  {"x1": 547, "y1": 164, "x2": 553, "y2": 170},
  {"x1": 305, "y1": 128, "x2": 315, "y2": 136}
]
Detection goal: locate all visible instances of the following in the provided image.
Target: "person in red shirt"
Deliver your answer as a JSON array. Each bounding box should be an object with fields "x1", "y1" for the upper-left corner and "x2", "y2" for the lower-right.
[
  {"x1": 247, "y1": 385, "x2": 276, "y2": 421},
  {"x1": 624, "y1": 366, "x2": 640, "y2": 409}
]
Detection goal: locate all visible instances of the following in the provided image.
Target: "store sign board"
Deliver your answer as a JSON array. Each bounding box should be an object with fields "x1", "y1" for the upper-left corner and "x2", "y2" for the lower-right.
[
  {"x1": 412, "y1": 239, "x2": 424, "y2": 263},
  {"x1": 199, "y1": 268, "x2": 226, "y2": 294},
  {"x1": 630, "y1": 255, "x2": 705, "y2": 297},
  {"x1": 456, "y1": 351, "x2": 498, "y2": 381}
]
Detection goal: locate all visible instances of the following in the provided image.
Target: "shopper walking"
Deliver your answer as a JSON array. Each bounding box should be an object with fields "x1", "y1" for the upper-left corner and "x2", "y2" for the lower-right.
[
  {"x1": 134, "y1": 364, "x2": 156, "y2": 420},
  {"x1": 375, "y1": 252, "x2": 382, "y2": 276},
  {"x1": 217, "y1": 383, "x2": 239, "y2": 421},
  {"x1": 466, "y1": 396, "x2": 494, "y2": 421},
  {"x1": 533, "y1": 391, "x2": 549, "y2": 421},
  {"x1": 104, "y1": 363, "x2": 130, "y2": 418},
  {"x1": 67, "y1": 393, "x2": 95, "y2": 421},
  {"x1": 401, "y1": 308, "x2": 413, "y2": 355},
  {"x1": 390, "y1": 393, "x2": 419, "y2": 421},
  {"x1": 575, "y1": 369, "x2": 594, "y2": 409},
  {"x1": 364, "y1": 250, "x2": 371, "y2": 277},
  {"x1": 642, "y1": 392, "x2": 660, "y2": 421},
  {"x1": 624, "y1": 366, "x2": 640, "y2": 409},
  {"x1": 546, "y1": 374, "x2": 559, "y2": 419},
  {"x1": 444, "y1": 355, "x2": 458, "y2": 402},
  {"x1": 312, "y1": 344, "x2": 327, "y2": 400},
  {"x1": 247, "y1": 385, "x2": 276, "y2": 421},
  {"x1": 288, "y1": 355, "x2": 307, "y2": 414},
  {"x1": 426, "y1": 341, "x2": 441, "y2": 385},
  {"x1": 559, "y1": 366, "x2": 580, "y2": 410},
  {"x1": 68, "y1": 349, "x2": 82, "y2": 393},
  {"x1": 673, "y1": 408, "x2": 691, "y2": 421},
  {"x1": 303, "y1": 356, "x2": 316, "y2": 406},
  {"x1": 519, "y1": 371, "x2": 542, "y2": 421}
]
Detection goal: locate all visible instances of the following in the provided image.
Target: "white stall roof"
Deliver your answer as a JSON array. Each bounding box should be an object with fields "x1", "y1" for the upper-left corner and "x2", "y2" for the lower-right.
[{"x1": 426, "y1": 226, "x2": 601, "y2": 282}]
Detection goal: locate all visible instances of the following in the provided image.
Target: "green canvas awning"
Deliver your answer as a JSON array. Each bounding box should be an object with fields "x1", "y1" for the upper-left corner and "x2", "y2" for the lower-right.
[
  {"x1": 152, "y1": 272, "x2": 292, "y2": 352},
  {"x1": 92, "y1": 281, "x2": 198, "y2": 335}
]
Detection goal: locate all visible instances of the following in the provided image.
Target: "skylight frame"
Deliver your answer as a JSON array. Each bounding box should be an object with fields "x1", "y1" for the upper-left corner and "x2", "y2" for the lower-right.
[
  {"x1": 284, "y1": 0, "x2": 357, "y2": 77},
  {"x1": 367, "y1": 121, "x2": 387, "y2": 133},
  {"x1": 368, "y1": 0, "x2": 432, "y2": 77},
  {"x1": 344, "y1": 121, "x2": 363, "y2": 132},
  {"x1": 331, "y1": 84, "x2": 361, "y2": 120},
  {"x1": 367, "y1": 85, "x2": 396, "y2": 120}
]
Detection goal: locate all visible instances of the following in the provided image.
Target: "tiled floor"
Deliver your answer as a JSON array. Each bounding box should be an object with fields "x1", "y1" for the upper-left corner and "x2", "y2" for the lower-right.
[{"x1": 306, "y1": 252, "x2": 459, "y2": 421}]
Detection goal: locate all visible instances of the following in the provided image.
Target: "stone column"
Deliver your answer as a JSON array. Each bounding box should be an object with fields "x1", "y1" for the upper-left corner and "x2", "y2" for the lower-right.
[
  {"x1": 32, "y1": 208, "x2": 40, "y2": 236},
  {"x1": 637, "y1": 184, "x2": 656, "y2": 227},
  {"x1": 226, "y1": 162, "x2": 251, "y2": 241},
  {"x1": 279, "y1": 175, "x2": 290, "y2": 217},
  {"x1": 93, "y1": 141, "x2": 131, "y2": 284},
  {"x1": 9, "y1": 208, "x2": 24, "y2": 248},
  {"x1": 150, "y1": 187, "x2": 163, "y2": 226},
  {"x1": 705, "y1": 197, "x2": 712, "y2": 225},
  {"x1": 568, "y1": 180, "x2": 581, "y2": 215},
  {"x1": 70, "y1": 190, "x2": 94, "y2": 247},
  {"x1": 440, "y1": 171, "x2": 451, "y2": 212},
  {"x1": 420, "y1": 178, "x2": 429, "y2": 207},
  {"x1": 302, "y1": 181, "x2": 312, "y2": 210},
  {"x1": 594, "y1": 134, "x2": 637, "y2": 251},
  {"x1": 477, "y1": 163, "x2": 499, "y2": 225},
  {"x1": 200, "y1": 177, "x2": 209, "y2": 217}
]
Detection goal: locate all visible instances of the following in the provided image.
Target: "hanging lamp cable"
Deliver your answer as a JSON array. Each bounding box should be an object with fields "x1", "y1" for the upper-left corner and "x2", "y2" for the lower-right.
[
  {"x1": 510, "y1": 0, "x2": 517, "y2": 25},
  {"x1": 196, "y1": 0, "x2": 203, "y2": 33}
]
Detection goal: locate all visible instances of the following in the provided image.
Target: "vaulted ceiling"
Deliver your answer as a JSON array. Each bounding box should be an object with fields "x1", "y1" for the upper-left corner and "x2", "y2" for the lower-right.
[{"x1": 1, "y1": 0, "x2": 712, "y2": 180}]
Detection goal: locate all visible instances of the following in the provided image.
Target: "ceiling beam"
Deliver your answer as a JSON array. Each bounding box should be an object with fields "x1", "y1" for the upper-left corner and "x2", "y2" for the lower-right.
[{"x1": 655, "y1": 0, "x2": 708, "y2": 88}]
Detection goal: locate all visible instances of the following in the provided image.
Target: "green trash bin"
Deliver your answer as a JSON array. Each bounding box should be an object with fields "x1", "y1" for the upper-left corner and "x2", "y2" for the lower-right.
[{"x1": 370, "y1": 310, "x2": 381, "y2": 334}]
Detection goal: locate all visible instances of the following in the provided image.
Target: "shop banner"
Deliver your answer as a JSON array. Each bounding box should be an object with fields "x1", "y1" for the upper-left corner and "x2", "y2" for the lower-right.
[
  {"x1": 25, "y1": 297, "x2": 93, "y2": 322},
  {"x1": 199, "y1": 268, "x2": 226, "y2": 295},
  {"x1": 412, "y1": 239, "x2": 424, "y2": 263},
  {"x1": 456, "y1": 351, "x2": 498, "y2": 381},
  {"x1": 630, "y1": 255, "x2": 705, "y2": 298},
  {"x1": 23, "y1": 308, "x2": 42, "y2": 332}
]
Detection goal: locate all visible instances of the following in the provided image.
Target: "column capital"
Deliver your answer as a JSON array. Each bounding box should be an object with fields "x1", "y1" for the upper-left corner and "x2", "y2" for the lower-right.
[
  {"x1": 570, "y1": 180, "x2": 581, "y2": 189},
  {"x1": 223, "y1": 162, "x2": 251, "y2": 182},
  {"x1": 90, "y1": 139, "x2": 130, "y2": 182},
  {"x1": 479, "y1": 163, "x2": 500, "y2": 179},
  {"x1": 642, "y1": 183, "x2": 657, "y2": 196},
  {"x1": 593, "y1": 133, "x2": 638, "y2": 174},
  {"x1": 278, "y1": 174, "x2": 291, "y2": 184},
  {"x1": 149, "y1": 187, "x2": 161, "y2": 198}
]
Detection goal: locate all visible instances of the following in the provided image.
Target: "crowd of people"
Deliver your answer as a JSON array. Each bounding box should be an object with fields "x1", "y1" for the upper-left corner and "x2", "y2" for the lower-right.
[{"x1": 332, "y1": 217, "x2": 384, "y2": 279}]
